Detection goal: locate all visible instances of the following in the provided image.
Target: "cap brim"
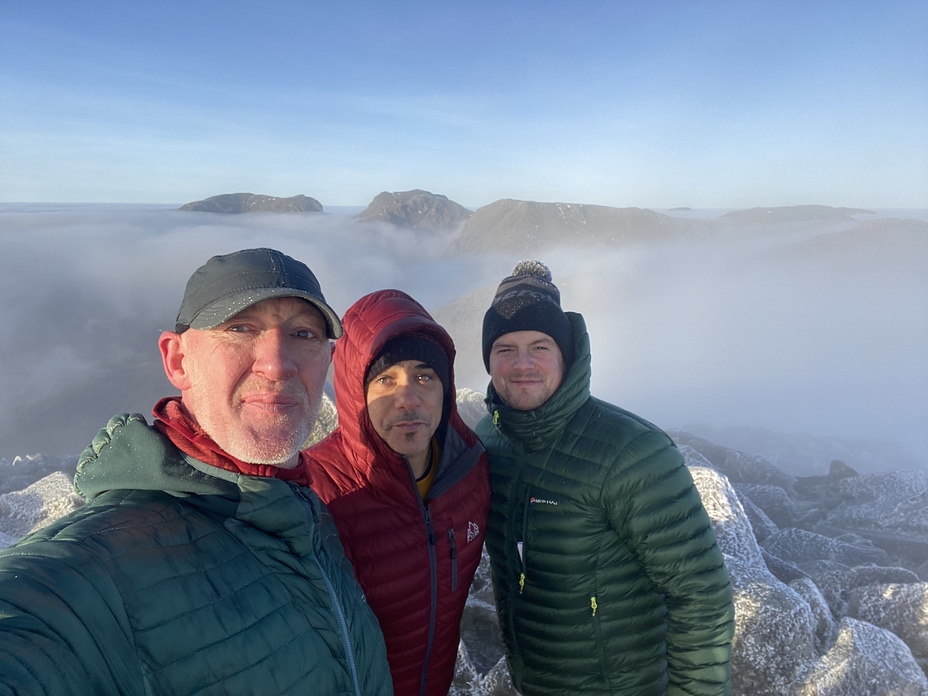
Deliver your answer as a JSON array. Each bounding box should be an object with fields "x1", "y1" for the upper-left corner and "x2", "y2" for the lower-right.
[{"x1": 186, "y1": 288, "x2": 343, "y2": 338}]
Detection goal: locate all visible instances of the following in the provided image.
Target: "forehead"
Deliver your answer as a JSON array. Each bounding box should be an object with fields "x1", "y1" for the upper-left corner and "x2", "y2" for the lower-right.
[
  {"x1": 372, "y1": 358, "x2": 435, "y2": 374},
  {"x1": 492, "y1": 330, "x2": 557, "y2": 348}
]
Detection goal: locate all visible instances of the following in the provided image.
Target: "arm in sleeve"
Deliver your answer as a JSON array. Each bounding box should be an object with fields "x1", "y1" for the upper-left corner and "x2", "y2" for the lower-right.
[
  {"x1": 0, "y1": 542, "x2": 144, "y2": 695},
  {"x1": 605, "y1": 432, "x2": 735, "y2": 696}
]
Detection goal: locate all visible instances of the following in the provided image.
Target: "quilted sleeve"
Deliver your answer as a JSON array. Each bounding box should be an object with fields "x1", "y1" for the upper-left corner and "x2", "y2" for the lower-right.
[
  {"x1": 604, "y1": 431, "x2": 735, "y2": 696},
  {"x1": 0, "y1": 539, "x2": 144, "y2": 695}
]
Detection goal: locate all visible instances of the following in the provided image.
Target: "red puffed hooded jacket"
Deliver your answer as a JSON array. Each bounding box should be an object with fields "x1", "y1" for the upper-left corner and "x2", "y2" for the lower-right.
[{"x1": 306, "y1": 289, "x2": 490, "y2": 696}]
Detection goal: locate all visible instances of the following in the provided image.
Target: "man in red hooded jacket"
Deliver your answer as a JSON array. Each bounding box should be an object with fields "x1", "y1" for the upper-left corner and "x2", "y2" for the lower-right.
[{"x1": 306, "y1": 289, "x2": 490, "y2": 696}]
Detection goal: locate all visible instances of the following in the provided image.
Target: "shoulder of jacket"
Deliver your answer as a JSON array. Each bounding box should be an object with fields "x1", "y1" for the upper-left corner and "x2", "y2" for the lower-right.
[
  {"x1": 79, "y1": 413, "x2": 148, "y2": 464},
  {"x1": 580, "y1": 398, "x2": 673, "y2": 439}
]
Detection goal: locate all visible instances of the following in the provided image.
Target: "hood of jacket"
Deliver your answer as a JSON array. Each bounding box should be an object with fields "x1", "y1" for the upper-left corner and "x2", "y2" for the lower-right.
[
  {"x1": 484, "y1": 311, "x2": 592, "y2": 451},
  {"x1": 316, "y1": 288, "x2": 480, "y2": 492},
  {"x1": 73, "y1": 412, "x2": 327, "y2": 556},
  {"x1": 75, "y1": 413, "x2": 240, "y2": 502}
]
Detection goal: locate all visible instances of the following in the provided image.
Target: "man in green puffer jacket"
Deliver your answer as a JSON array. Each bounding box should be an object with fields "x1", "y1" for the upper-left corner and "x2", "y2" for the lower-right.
[
  {"x1": 476, "y1": 261, "x2": 735, "y2": 696},
  {"x1": 0, "y1": 248, "x2": 392, "y2": 695}
]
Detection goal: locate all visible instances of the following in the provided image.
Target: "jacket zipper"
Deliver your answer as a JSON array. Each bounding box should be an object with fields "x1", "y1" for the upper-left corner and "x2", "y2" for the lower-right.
[
  {"x1": 296, "y1": 487, "x2": 363, "y2": 696},
  {"x1": 519, "y1": 489, "x2": 531, "y2": 594},
  {"x1": 448, "y1": 528, "x2": 458, "y2": 593},
  {"x1": 418, "y1": 505, "x2": 439, "y2": 696}
]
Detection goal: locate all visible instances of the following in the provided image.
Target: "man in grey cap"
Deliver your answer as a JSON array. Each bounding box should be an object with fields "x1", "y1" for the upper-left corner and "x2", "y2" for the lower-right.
[{"x1": 0, "y1": 248, "x2": 393, "y2": 695}]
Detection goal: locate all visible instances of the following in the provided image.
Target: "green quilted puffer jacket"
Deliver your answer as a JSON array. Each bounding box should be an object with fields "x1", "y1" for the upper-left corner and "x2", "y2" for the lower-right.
[
  {"x1": 476, "y1": 313, "x2": 735, "y2": 696},
  {"x1": 0, "y1": 413, "x2": 392, "y2": 696}
]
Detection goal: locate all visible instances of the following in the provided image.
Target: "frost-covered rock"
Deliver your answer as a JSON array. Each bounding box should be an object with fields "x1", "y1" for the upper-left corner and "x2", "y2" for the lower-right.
[
  {"x1": 737, "y1": 482, "x2": 803, "y2": 528},
  {"x1": 0, "y1": 453, "x2": 78, "y2": 496},
  {"x1": 456, "y1": 387, "x2": 488, "y2": 431},
  {"x1": 815, "y1": 472, "x2": 928, "y2": 569},
  {"x1": 790, "y1": 577, "x2": 838, "y2": 651},
  {"x1": 791, "y1": 618, "x2": 928, "y2": 696},
  {"x1": 738, "y1": 491, "x2": 781, "y2": 542},
  {"x1": 847, "y1": 583, "x2": 928, "y2": 674},
  {"x1": 674, "y1": 431, "x2": 797, "y2": 490},
  {"x1": 0, "y1": 471, "x2": 84, "y2": 546},
  {"x1": 815, "y1": 566, "x2": 922, "y2": 619},
  {"x1": 763, "y1": 527, "x2": 890, "y2": 571},
  {"x1": 306, "y1": 392, "x2": 338, "y2": 447},
  {"x1": 691, "y1": 463, "x2": 928, "y2": 695},
  {"x1": 690, "y1": 464, "x2": 819, "y2": 692}
]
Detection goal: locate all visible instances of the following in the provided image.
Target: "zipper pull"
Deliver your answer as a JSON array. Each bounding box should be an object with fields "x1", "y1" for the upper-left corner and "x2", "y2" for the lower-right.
[
  {"x1": 492, "y1": 409, "x2": 500, "y2": 427},
  {"x1": 519, "y1": 572, "x2": 525, "y2": 594},
  {"x1": 448, "y1": 528, "x2": 459, "y2": 593},
  {"x1": 591, "y1": 596, "x2": 598, "y2": 617},
  {"x1": 424, "y1": 507, "x2": 437, "y2": 545}
]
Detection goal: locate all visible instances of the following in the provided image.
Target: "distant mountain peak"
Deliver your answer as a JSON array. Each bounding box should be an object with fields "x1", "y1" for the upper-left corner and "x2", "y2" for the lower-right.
[
  {"x1": 450, "y1": 198, "x2": 686, "y2": 254},
  {"x1": 179, "y1": 193, "x2": 323, "y2": 214},
  {"x1": 357, "y1": 189, "x2": 472, "y2": 230},
  {"x1": 720, "y1": 204, "x2": 874, "y2": 224}
]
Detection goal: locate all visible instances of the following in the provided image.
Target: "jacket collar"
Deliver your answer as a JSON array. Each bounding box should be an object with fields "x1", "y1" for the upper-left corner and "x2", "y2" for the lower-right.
[
  {"x1": 74, "y1": 410, "x2": 322, "y2": 556},
  {"x1": 152, "y1": 397, "x2": 311, "y2": 486}
]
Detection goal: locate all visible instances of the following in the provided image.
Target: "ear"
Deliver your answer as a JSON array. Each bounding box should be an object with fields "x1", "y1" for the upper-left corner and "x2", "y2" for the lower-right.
[{"x1": 159, "y1": 330, "x2": 192, "y2": 391}]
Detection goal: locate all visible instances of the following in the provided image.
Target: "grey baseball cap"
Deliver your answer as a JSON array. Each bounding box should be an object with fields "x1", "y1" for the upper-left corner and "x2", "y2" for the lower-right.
[{"x1": 174, "y1": 248, "x2": 343, "y2": 338}]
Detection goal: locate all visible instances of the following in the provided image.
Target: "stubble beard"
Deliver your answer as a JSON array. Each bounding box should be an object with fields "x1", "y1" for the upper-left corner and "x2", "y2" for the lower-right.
[
  {"x1": 192, "y1": 379, "x2": 322, "y2": 467},
  {"x1": 228, "y1": 389, "x2": 321, "y2": 467}
]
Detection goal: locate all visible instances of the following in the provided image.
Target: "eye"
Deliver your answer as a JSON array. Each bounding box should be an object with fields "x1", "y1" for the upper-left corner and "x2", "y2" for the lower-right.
[{"x1": 293, "y1": 328, "x2": 318, "y2": 340}]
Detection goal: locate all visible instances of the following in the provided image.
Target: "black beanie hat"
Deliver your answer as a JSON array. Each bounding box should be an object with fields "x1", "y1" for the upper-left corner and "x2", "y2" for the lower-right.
[
  {"x1": 482, "y1": 260, "x2": 574, "y2": 371},
  {"x1": 365, "y1": 335, "x2": 451, "y2": 396}
]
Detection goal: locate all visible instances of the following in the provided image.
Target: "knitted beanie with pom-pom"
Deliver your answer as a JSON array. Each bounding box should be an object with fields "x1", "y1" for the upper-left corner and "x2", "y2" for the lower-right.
[{"x1": 481, "y1": 260, "x2": 574, "y2": 372}]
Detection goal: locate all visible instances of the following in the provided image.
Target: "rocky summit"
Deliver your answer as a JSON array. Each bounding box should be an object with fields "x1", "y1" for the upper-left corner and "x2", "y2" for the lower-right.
[
  {"x1": 448, "y1": 199, "x2": 693, "y2": 255},
  {"x1": 3, "y1": 390, "x2": 927, "y2": 695},
  {"x1": 179, "y1": 193, "x2": 323, "y2": 213},
  {"x1": 357, "y1": 189, "x2": 473, "y2": 230}
]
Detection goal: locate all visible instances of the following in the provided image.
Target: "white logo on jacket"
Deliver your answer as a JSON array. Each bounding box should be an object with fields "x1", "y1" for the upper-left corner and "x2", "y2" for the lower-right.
[
  {"x1": 530, "y1": 496, "x2": 558, "y2": 506},
  {"x1": 467, "y1": 521, "x2": 480, "y2": 543}
]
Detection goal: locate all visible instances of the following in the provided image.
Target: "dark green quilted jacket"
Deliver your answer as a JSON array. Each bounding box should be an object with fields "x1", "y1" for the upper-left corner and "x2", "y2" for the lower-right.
[
  {"x1": 476, "y1": 313, "x2": 734, "y2": 696},
  {"x1": 0, "y1": 413, "x2": 392, "y2": 695}
]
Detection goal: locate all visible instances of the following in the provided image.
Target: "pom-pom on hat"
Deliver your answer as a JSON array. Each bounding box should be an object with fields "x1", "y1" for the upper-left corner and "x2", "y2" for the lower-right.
[{"x1": 481, "y1": 260, "x2": 573, "y2": 371}]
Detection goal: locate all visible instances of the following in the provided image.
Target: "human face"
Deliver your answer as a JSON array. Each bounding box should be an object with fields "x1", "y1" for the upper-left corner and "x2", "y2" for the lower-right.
[
  {"x1": 366, "y1": 359, "x2": 444, "y2": 477},
  {"x1": 488, "y1": 330, "x2": 565, "y2": 411},
  {"x1": 159, "y1": 297, "x2": 333, "y2": 467}
]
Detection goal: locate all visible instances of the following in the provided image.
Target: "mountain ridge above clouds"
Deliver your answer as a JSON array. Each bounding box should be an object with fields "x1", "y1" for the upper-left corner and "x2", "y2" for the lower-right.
[
  {"x1": 180, "y1": 193, "x2": 323, "y2": 213},
  {"x1": 0, "y1": 193, "x2": 925, "y2": 468},
  {"x1": 357, "y1": 189, "x2": 472, "y2": 230},
  {"x1": 719, "y1": 204, "x2": 875, "y2": 224},
  {"x1": 449, "y1": 199, "x2": 696, "y2": 254},
  {"x1": 176, "y1": 189, "x2": 922, "y2": 255}
]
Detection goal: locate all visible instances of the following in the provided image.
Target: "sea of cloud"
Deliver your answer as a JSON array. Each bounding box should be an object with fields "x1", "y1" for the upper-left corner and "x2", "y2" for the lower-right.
[{"x1": 1, "y1": 203, "x2": 925, "y2": 471}]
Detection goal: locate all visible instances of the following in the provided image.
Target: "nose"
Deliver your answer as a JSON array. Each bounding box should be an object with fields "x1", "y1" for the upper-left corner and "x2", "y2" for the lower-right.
[
  {"x1": 392, "y1": 377, "x2": 423, "y2": 409},
  {"x1": 253, "y1": 328, "x2": 297, "y2": 381},
  {"x1": 512, "y1": 348, "x2": 534, "y2": 369}
]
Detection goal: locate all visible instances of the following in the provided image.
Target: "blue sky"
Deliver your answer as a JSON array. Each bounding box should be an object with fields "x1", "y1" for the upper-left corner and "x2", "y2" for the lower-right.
[{"x1": 2, "y1": 1, "x2": 926, "y2": 208}]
